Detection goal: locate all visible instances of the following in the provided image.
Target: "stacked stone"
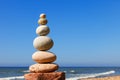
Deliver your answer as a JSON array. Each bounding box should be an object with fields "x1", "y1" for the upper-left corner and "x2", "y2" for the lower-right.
[
  {"x1": 24, "y1": 13, "x2": 65, "y2": 80},
  {"x1": 29, "y1": 13, "x2": 59, "y2": 73}
]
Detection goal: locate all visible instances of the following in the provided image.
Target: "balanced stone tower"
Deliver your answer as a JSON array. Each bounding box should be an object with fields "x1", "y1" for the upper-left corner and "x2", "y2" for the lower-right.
[{"x1": 24, "y1": 13, "x2": 65, "y2": 80}]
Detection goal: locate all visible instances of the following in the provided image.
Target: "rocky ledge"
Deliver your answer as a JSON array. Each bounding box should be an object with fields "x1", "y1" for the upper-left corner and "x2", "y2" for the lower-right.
[{"x1": 24, "y1": 72, "x2": 65, "y2": 80}]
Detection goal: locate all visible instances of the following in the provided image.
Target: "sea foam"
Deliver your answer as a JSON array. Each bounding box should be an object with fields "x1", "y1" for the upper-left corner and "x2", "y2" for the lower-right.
[
  {"x1": 0, "y1": 76, "x2": 24, "y2": 80},
  {"x1": 66, "y1": 70, "x2": 115, "y2": 80}
]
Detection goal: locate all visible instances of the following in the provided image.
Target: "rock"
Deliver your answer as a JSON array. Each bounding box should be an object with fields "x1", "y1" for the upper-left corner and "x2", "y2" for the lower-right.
[
  {"x1": 29, "y1": 63, "x2": 59, "y2": 73},
  {"x1": 33, "y1": 36, "x2": 54, "y2": 51},
  {"x1": 24, "y1": 72, "x2": 65, "y2": 80},
  {"x1": 36, "y1": 25, "x2": 50, "y2": 36},
  {"x1": 40, "y1": 13, "x2": 46, "y2": 18},
  {"x1": 32, "y1": 51, "x2": 56, "y2": 63},
  {"x1": 38, "y1": 18, "x2": 48, "y2": 25}
]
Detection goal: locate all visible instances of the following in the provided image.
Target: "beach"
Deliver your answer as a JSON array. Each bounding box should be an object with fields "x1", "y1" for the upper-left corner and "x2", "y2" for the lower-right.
[{"x1": 81, "y1": 75, "x2": 120, "y2": 80}]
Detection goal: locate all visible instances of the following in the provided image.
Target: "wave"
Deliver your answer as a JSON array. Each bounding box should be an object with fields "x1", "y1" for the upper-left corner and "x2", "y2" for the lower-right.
[
  {"x1": 63, "y1": 70, "x2": 67, "y2": 73},
  {"x1": 70, "y1": 70, "x2": 75, "y2": 73},
  {"x1": 66, "y1": 70, "x2": 115, "y2": 80},
  {"x1": 0, "y1": 70, "x2": 115, "y2": 80},
  {"x1": 0, "y1": 76, "x2": 24, "y2": 80},
  {"x1": 22, "y1": 70, "x2": 29, "y2": 73}
]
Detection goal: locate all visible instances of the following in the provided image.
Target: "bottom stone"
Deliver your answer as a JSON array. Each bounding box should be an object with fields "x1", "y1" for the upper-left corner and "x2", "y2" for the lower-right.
[{"x1": 24, "y1": 72, "x2": 65, "y2": 80}]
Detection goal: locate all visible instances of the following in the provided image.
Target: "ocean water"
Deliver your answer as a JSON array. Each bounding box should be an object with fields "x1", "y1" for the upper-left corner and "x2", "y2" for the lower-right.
[{"x1": 0, "y1": 67, "x2": 120, "y2": 80}]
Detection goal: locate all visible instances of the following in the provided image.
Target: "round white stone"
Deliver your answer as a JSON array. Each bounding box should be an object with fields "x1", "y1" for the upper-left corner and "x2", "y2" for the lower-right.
[
  {"x1": 36, "y1": 25, "x2": 50, "y2": 36},
  {"x1": 32, "y1": 51, "x2": 56, "y2": 63},
  {"x1": 38, "y1": 18, "x2": 47, "y2": 25},
  {"x1": 33, "y1": 36, "x2": 54, "y2": 51},
  {"x1": 40, "y1": 13, "x2": 46, "y2": 18}
]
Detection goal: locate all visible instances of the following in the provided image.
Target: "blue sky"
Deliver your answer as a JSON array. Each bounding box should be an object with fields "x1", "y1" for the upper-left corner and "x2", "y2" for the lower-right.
[{"x1": 0, "y1": 0, "x2": 120, "y2": 67}]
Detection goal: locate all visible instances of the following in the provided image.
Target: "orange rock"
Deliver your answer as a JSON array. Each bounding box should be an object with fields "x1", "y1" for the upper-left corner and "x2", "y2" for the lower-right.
[{"x1": 24, "y1": 72, "x2": 65, "y2": 80}]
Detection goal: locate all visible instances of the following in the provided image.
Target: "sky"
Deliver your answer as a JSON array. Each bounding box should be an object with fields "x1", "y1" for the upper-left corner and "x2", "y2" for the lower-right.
[{"x1": 0, "y1": 0, "x2": 120, "y2": 67}]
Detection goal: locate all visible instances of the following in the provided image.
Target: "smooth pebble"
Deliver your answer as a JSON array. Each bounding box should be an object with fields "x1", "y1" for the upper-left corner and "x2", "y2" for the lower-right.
[
  {"x1": 32, "y1": 51, "x2": 56, "y2": 63},
  {"x1": 33, "y1": 36, "x2": 54, "y2": 51},
  {"x1": 36, "y1": 25, "x2": 50, "y2": 36},
  {"x1": 29, "y1": 63, "x2": 59, "y2": 73}
]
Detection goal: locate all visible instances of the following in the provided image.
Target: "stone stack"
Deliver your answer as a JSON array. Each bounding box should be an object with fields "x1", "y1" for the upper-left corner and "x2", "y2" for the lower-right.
[
  {"x1": 29, "y1": 13, "x2": 59, "y2": 73},
  {"x1": 24, "y1": 13, "x2": 65, "y2": 80}
]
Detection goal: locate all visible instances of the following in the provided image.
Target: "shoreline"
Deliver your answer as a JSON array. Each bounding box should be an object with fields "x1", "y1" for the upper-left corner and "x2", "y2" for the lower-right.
[
  {"x1": 1, "y1": 75, "x2": 120, "y2": 80},
  {"x1": 80, "y1": 75, "x2": 120, "y2": 80}
]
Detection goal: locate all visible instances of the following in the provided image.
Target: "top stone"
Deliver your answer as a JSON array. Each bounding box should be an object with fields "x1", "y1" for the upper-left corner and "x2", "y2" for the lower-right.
[
  {"x1": 38, "y1": 13, "x2": 48, "y2": 25},
  {"x1": 40, "y1": 13, "x2": 46, "y2": 18}
]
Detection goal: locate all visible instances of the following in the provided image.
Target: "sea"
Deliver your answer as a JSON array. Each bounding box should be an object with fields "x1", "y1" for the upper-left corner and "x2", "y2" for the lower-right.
[{"x1": 0, "y1": 67, "x2": 120, "y2": 80}]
